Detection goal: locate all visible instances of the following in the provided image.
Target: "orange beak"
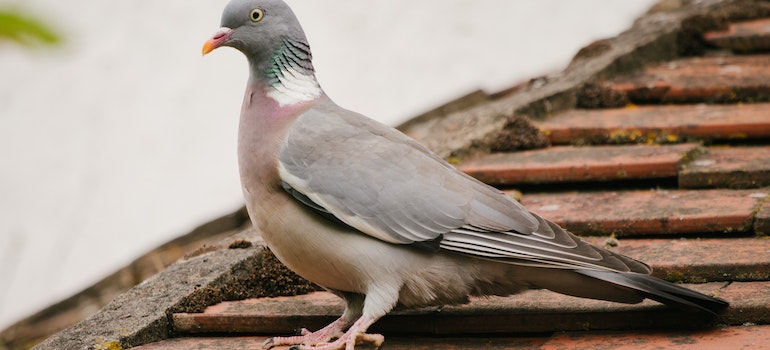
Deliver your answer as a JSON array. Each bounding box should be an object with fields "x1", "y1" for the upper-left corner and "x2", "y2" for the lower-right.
[{"x1": 202, "y1": 27, "x2": 233, "y2": 55}]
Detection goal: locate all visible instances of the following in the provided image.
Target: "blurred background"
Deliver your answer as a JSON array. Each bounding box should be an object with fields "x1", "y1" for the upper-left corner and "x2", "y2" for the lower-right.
[{"x1": 0, "y1": 0, "x2": 656, "y2": 330}]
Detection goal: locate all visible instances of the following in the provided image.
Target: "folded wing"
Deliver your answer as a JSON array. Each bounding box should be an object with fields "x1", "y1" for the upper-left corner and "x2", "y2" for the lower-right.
[{"x1": 278, "y1": 102, "x2": 649, "y2": 274}]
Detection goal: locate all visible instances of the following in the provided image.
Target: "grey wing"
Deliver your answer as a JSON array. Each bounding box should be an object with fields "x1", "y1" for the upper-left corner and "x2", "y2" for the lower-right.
[{"x1": 279, "y1": 103, "x2": 649, "y2": 273}]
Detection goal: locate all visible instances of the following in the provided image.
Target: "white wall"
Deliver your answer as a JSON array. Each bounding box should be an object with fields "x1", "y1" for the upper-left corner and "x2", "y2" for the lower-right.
[{"x1": 0, "y1": 0, "x2": 656, "y2": 329}]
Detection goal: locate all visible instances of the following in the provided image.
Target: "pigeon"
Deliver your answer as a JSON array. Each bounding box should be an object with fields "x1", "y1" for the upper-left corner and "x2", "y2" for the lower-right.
[{"x1": 202, "y1": 1, "x2": 728, "y2": 349}]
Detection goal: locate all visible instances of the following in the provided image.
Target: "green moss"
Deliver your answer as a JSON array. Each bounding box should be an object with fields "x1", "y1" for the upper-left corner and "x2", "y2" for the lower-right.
[{"x1": 576, "y1": 83, "x2": 629, "y2": 109}]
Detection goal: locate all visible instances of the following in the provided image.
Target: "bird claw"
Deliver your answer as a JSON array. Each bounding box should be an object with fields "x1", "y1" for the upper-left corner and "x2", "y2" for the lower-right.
[
  {"x1": 262, "y1": 326, "x2": 344, "y2": 349},
  {"x1": 262, "y1": 331, "x2": 383, "y2": 350},
  {"x1": 262, "y1": 316, "x2": 381, "y2": 349},
  {"x1": 262, "y1": 337, "x2": 277, "y2": 349}
]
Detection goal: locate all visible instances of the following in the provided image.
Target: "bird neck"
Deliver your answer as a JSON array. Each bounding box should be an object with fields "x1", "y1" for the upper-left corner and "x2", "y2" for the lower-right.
[{"x1": 254, "y1": 38, "x2": 322, "y2": 107}]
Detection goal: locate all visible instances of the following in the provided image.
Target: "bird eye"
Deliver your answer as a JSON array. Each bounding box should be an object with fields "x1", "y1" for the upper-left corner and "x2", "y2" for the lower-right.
[{"x1": 249, "y1": 8, "x2": 265, "y2": 22}]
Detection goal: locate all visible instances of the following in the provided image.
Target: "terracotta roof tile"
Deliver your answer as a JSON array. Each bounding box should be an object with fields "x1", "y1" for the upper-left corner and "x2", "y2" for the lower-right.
[
  {"x1": 679, "y1": 146, "x2": 770, "y2": 188},
  {"x1": 167, "y1": 237, "x2": 770, "y2": 338},
  {"x1": 167, "y1": 280, "x2": 770, "y2": 337},
  {"x1": 536, "y1": 103, "x2": 770, "y2": 145},
  {"x1": 132, "y1": 325, "x2": 770, "y2": 350},
  {"x1": 704, "y1": 18, "x2": 770, "y2": 52},
  {"x1": 543, "y1": 324, "x2": 770, "y2": 350},
  {"x1": 169, "y1": 285, "x2": 720, "y2": 336},
  {"x1": 602, "y1": 55, "x2": 770, "y2": 104},
  {"x1": 581, "y1": 237, "x2": 770, "y2": 283},
  {"x1": 718, "y1": 281, "x2": 770, "y2": 325},
  {"x1": 520, "y1": 189, "x2": 766, "y2": 236},
  {"x1": 132, "y1": 335, "x2": 547, "y2": 350},
  {"x1": 459, "y1": 144, "x2": 699, "y2": 186}
]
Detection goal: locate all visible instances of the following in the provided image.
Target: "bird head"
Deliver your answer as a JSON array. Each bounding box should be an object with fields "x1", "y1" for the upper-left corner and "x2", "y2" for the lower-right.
[
  {"x1": 202, "y1": 0, "x2": 307, "y2": 59},
  {"x1": 202, "y1": 0, "x2": 321, "y2": 106}
]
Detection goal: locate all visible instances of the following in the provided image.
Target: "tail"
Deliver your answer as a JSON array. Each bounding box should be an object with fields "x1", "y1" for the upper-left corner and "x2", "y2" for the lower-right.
[{"x1": 576, "y1": 269, "x2": 729, "y2": 315}]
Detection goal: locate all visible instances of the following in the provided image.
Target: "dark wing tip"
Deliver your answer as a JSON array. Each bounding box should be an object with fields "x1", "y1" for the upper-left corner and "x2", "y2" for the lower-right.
[{"x1": 577, "y1": 269, "x2": 729, "y2": 315}]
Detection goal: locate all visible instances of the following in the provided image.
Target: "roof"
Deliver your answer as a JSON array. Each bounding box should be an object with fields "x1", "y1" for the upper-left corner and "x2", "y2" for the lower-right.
[{"x1": 14, "y1": 0, "x2": 770, "y2": 349}]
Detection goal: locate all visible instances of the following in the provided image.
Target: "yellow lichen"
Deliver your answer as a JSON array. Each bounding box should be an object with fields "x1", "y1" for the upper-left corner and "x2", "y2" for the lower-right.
[
  {"x1": 665, "y1": 271, "x2": 686, "y2": 283},
  {"x1": 94, "y1": 338, "x2": 122, "y2": 350},
  {"x1": 608, "y1": 129, "x2": 644, "y2": 144}
]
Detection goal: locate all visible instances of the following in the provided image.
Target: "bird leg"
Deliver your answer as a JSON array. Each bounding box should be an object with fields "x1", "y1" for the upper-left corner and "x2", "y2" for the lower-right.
[
  {"x1": 283, "y1": 287, "x2": 396, "y2": 349},
  {"x1": 265, "y1": 287, "x2": 396, "y2": 350},
  {"x1": 263, "y1": 292, "x2": 366, "y2": 349}
]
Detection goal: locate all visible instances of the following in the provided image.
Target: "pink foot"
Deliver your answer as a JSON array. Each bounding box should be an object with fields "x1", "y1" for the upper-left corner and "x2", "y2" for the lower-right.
[
  {"x1": 263, "y1": 317, "x2": 382, "y2": 350},
  {"x1": 286, "y1": 331, "x2": 383, "y2": 350},
  {"x1": 262, "y1": 318, "x2": 347, "y2": 349}
]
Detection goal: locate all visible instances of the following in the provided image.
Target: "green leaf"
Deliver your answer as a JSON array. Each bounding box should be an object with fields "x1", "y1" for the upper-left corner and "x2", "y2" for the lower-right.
[{"x1": 0, "y1": 9, "x2": 61, "y2": 46}]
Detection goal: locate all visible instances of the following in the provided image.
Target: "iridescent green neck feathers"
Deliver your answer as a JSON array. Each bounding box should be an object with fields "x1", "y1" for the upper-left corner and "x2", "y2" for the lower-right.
[{"x1": 264, "y1": 38, "x2": 322, "y2": 106}]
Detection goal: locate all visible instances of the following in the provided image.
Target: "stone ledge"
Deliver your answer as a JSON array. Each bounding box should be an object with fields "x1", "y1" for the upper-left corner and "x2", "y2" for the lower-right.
[
  {"x1": 31, "y1": 230, "x2": 266, "y2": 350},
  {"x1": 1, "y1": 207, "x2": 250, "y2": 350}
]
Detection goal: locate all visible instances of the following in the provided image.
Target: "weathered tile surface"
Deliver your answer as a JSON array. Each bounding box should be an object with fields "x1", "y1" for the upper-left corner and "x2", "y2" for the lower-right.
[
  {"x1": 755, "y1": 200, "x2": 770, "y2": 236},
  {"x1": 679, "y1": 146, "x2": 770, "y2": 189},
  {"x1": 131, "y1": 335, "x2": 547, "y2": 350},
  {"x1": 520, "y1": 189, "x2": 767, "y2": 236},
  {"x1": 169, "y1": 279, "x2": 770, "y2": 339},
  {"x1": 704, "y1": 18, "x2": 770, "y2": 51},
  {"x1": 536, "y1": 104, "x2": 770, "y2": 145},
  {"x1": 172, "y1": 283, "x2": 728, "y2": 336},
  {"x1": 459, "y1": 144, "x2": 698, "y2": 186},
  {"x1": 603, "y1": 55, "x2": 770, "y2": 104},
  {"x1": 582, "y1": 237, "x2": 770, "y2": 283},
  {"x1": 717, "y1": 281, "x2": 770, "y2": 326},
  {"x1": 131, "y1": 325, "x2": 770, "y2": 350},
  {"x1": 543, "y1": 324, "x2": 770, "y2": 350}
]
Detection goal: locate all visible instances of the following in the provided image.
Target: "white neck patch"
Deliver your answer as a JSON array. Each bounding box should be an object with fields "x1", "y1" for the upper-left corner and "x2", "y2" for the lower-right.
[{"x1": 266, "y1": 66, "x2": 322, "y2": 107}]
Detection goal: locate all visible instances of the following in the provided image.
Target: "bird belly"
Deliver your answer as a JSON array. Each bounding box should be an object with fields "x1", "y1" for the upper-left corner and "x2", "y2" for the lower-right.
[
  {"x1": 246, "y1": 191, "x2": 532, "y2": 308},
  {"x1": 248, "y1": 195, "x2": 391, "y2": 293}
]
